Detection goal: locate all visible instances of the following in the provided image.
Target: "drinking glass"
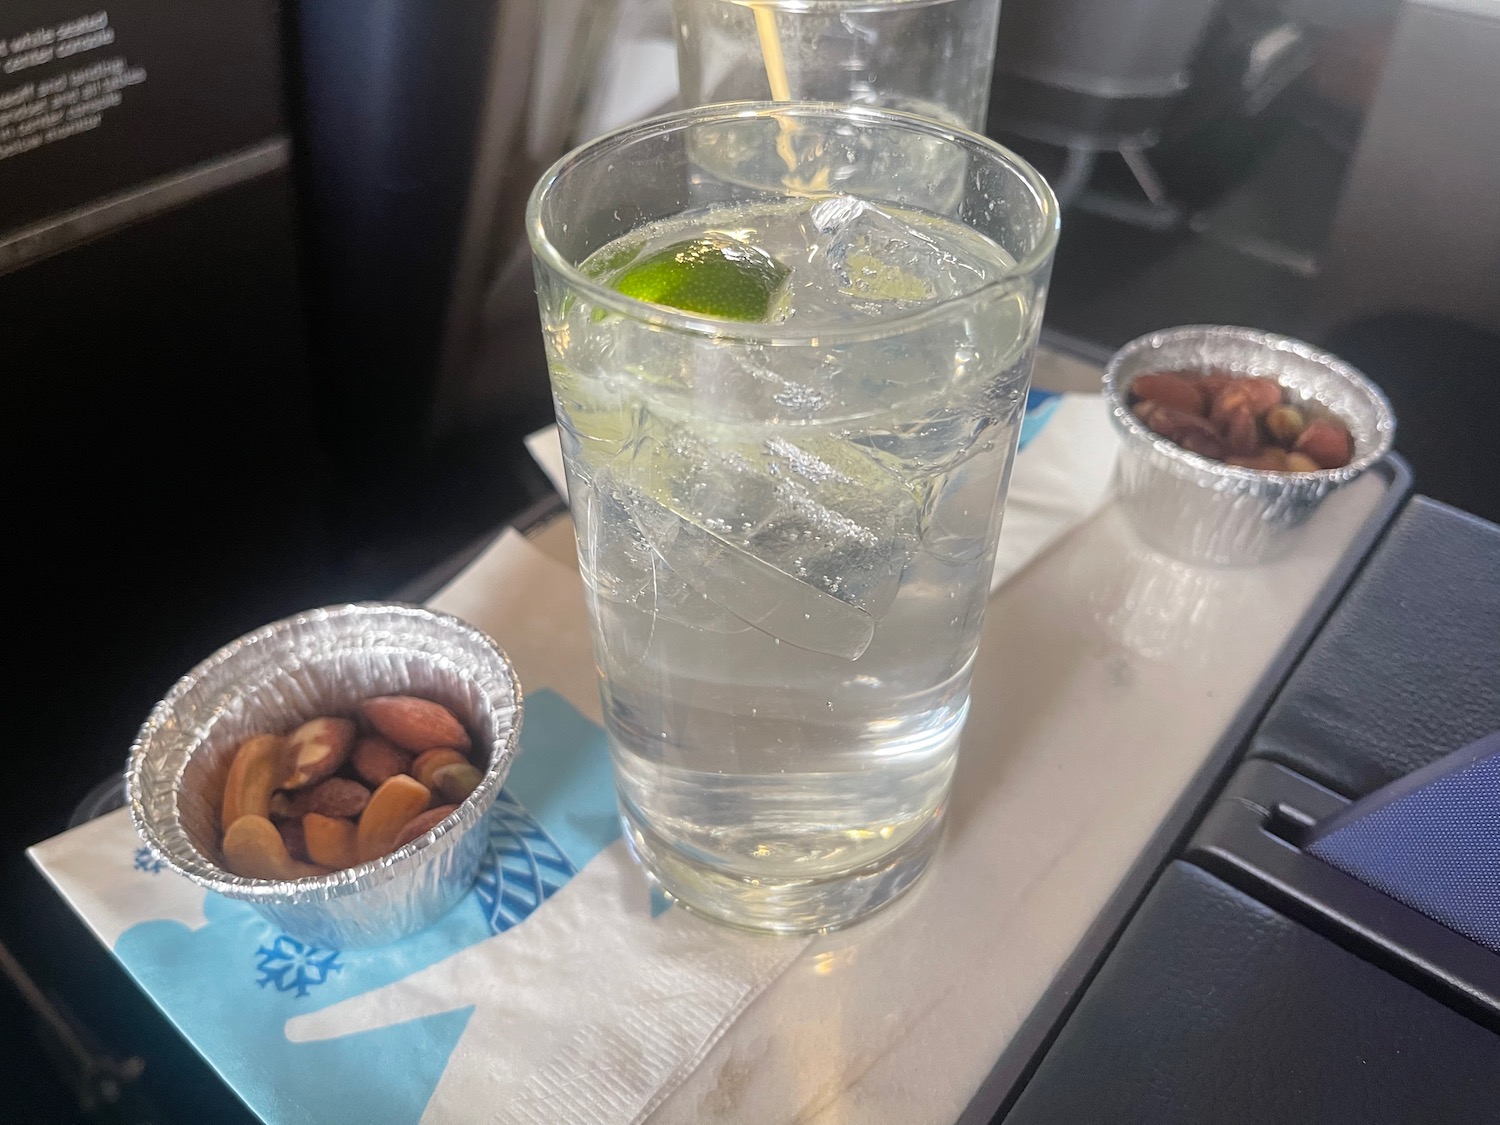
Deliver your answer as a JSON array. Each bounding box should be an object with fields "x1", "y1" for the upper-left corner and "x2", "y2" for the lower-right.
[
  {"x1": 673, "y1": 0, "x2": 1004, "y2": 130},
  {"x1": 527, "y1": 102, "x2": 1057, "y2": 932}
]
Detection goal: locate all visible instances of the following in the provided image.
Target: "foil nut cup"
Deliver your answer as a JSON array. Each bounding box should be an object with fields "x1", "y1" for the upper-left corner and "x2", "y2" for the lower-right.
[
  {"x1": 1103, "y1": 325, "x2": 1396, "y2": 565},
  {"x1": 126, "y1": 603, "x2": 523, "y2": 949}
]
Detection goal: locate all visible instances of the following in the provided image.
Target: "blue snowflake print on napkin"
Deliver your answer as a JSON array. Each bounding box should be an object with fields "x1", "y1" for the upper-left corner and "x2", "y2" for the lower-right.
[{"x1": 256, "y1": 935, "x2": 343, "y2": 998}]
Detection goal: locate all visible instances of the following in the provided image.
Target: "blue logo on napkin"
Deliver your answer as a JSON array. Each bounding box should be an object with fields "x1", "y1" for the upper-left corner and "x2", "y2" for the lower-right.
[
  {"x1": 474, "y1": 792, "x2": 579, "y2": 932},
  {"x1": 113, "y1": 689, "x2": 620, "y2": 1125},
  {"x1": 1018, "y1": 388, "x2": 1061, "y2": 451},
  {"x1": 482, "y1": 689, "x2": 621, "y2": 900}
]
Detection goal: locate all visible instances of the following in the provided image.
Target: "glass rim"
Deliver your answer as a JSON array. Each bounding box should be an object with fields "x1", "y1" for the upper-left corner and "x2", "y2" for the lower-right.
[{"x1": 525, "y1": 100, "x2": 1060, "y2": 346}]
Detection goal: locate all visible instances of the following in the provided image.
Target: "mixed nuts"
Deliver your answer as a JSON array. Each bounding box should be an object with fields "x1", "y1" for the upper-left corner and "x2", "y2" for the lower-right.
[
  {"x1": 212, "y1": 695, "x2": 484, "y2": 881},
  {"x1": 1127, "y1": 368, "x2": 1355, "y2": 471}
]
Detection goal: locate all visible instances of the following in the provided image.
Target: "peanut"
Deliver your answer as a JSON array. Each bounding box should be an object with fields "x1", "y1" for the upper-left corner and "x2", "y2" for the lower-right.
[{"x1": 1263, "y1": 405, "x2": 1306, "y2": 448}]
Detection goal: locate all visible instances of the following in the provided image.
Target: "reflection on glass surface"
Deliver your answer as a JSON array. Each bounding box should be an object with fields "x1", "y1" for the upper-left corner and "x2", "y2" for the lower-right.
[{"x1": 1081, "y1": 506, "x2": 1256, "y2": 665}]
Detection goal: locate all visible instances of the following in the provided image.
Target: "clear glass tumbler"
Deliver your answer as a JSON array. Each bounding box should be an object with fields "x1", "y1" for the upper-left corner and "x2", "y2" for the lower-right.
[
  {"x1": 673, "y1": 0, "x2": 1004, "y2": 130},
  {"x1": 527, "y1": 103, "x2": 1057, "y2": 932}
]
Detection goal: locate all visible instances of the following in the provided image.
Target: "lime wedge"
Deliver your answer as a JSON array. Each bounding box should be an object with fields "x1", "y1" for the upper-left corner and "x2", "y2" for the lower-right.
[
  {"x1": 581, "y1": 239, "x2": 642, "y2": 279},
  {"x1": 611, "y1": 235, "x2": 789, "y2": 322}
]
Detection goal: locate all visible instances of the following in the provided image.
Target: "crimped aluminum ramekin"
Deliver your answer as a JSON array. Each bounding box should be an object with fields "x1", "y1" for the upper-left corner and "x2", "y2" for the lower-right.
[
  {"x1": 126, "y1": 603, "x2": 522, "y2": 949},
  {"x1": 1103, "y1": 325, "x2": 1396, "y2": 565}
]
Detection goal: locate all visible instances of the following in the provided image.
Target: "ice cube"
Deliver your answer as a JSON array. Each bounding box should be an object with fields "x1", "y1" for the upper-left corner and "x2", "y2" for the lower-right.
[
  {"x1": 689, "y1": 343, "x2": 831, "y2": 423},
  {"x1": 851, "y1": 407, "x2": 1001, "y2": 478},
  {"x1": 569, "y1": 462, "x2": 654, "y2": 607},
  {"x1": 804, "y1": 196, "x2": 985, "y2": 313},
  {"x1": 642, "y1": 538, "x2": 755, "y2": 637},
  {"x1": 610, "y1": 425, "x2": 919, "y2": 659},
  {"x1": 756, "y1": 434, "x2": 914, "y2": 616},
  {"x1": 574, "y1": 455, "x2": 754, "y2": 639},
  {"x1": 634, "y1": 492, "x2": 878, "y2": 659}
]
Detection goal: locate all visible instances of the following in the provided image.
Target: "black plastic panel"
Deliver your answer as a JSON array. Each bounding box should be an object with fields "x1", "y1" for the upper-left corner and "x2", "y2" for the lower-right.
[
  {"x1": 1004, "y1": 861, "x2": 1500, "y2": 1125},
  {"x1": 1187, "y1": 759, "x2": 1500, "y2": 1028},
  {"x1": 1249, "y1": 497, "x2": 1500, "y2": 798}
]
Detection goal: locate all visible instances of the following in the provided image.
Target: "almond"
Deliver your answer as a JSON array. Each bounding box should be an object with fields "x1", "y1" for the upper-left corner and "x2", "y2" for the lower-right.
[
  {"x1": 1178, "y1": 429, "x2": 1226, "y2": 459},
  {"x1": 221, "y1": 735, "x2": 290, "y2": 829},
  {"x1": 1222, "y1": 404, "x2": 1261, "y2": 457},
  {"x1": 351, "y1": 735, "x2": 410, "y2": 788},
  {"x1": 1139, "y1": 404, "x2": 1225, "y2": 459},
  {"x1": 267, "y1": 777, "x2": 370, "y2": 820},
  {"x1": 221, "y1": 815, "x2": 329, "y2": 880},
  {"x1": 1238, "y1": 377, "x2": 1284, "y2": 416},
  {"x1": 282, "y1": 717, "x2": 356, "y2": 789},
  {"x1": 1294, "y1": 417, "x2": 1354, "y2": 469},
  {"x1": 1208, "y1": 383, "x2": 1252, "y2": 426},
  {"x1": 1198, "y1": 370, "x2": 1237, "y2": 398},
  {"x1": 1129, "y1": 372, "x2": 1205, "y2": 417},
  {"x1": 356, "y1": 775, "x2": 433, "y2": 863},
  {"x1": 300, "y1": 777, "x2": 371, "y2": 819},
  {"x1": 392, "y1": 805, "x2": 459, "y2": 850},
  {"x1": 359, "y1": 696, "x2": 471, "y2": 753},
  {"x1": 278, "y1": 817, "x2": 310, "y2": 863},
  {"x1": 409, "y1": 748, "x2": 469, "y2": 789},
  {"x1": 303, "y1": 813, "x2": 360, "y2": 870}
]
